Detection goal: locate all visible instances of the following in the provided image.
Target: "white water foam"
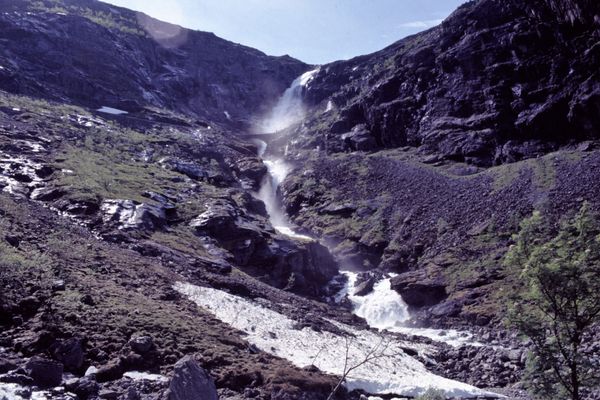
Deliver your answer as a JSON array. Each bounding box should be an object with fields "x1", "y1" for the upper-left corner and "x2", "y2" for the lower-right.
[
  {"x1": 258, "y1": 68, "x2": 319, "y2": 133},
  {"x1": 252, "y1": 69, "x2": 320, "y2": 241},
  {"x1": 175, "y1": 282, "x2": 500, "y2": 398},
  {"x1": 338, "y1": 271, "x2": 481, "y2": 348}
]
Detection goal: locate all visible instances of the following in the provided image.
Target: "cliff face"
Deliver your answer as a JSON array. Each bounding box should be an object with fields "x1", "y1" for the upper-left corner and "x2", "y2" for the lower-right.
[
  {"x1": 298, "y1": 0, "x2": 600, "y2": 166},
  {"x1": 275, "y1": 0, "x2": 600, "y2": 330},
  {"x1": 0, "y1": 0, "x2": 308, "y2": 127}
]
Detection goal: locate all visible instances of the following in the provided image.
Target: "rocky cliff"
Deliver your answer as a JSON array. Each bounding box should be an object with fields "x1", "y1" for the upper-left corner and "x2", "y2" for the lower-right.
[
  {"x1": 0, "y1": 0, "x2": 599, "y2": 399},
  {"x1": 296, "y1": 0, "x2": 599, "y2": 166},
  {"x1": 278, "y1": 0, "x2": 600, "y2": 328},
  {"x1": 0, "y1": 0, "x2": 308, "y2": 127}
]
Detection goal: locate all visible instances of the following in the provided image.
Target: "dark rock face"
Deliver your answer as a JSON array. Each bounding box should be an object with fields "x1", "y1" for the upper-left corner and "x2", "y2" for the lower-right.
[
  {"x1": 190, "y1": 199, "x2": 338, "y2": 297},
  {"x1": 25, "y1": 356, "x2": 63, "y2": 388},
  {"x1": 300, "y1": 0, "x2": 600, "y2": 166},
  {"x1": 167, "y1": 355, "x2": 218, "y2": 400},
  {"x1": 50, "y1": 337, "x2": 85, "y2": 373},
  {"x1": 0, "y1": 0, "x2": 309, "y2": 127},
  {"x1": 390, "y1": 273, "x2": 447, "y2": 308}
]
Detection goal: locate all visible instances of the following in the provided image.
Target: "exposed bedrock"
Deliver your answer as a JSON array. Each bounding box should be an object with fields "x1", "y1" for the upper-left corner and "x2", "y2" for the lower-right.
[{"x1": 298, "y1": 0, "x2": 600, "y2": 167}]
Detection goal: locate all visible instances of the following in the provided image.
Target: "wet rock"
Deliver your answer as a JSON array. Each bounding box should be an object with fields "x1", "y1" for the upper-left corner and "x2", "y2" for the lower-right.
[
  {"x1": 101, "y1": 199, "x2": 167, "y2": 231},
  {"x1": 0, "y1": 371, "x2": 34, "y2": 385},
  {"x1": 353, "y1": 273, "x2": 377, "y2": 296},
  {"x1": 233, "y1": 157, "x2": 268, "y2": 191},
  {"x1": 162, "y1": 158, "x2": 234, "y2": 187},
  {"x1": 430, "y1": 300, "x2": 462, "y2": 318},
  {"x1": 0, "y1": 356, "x2": 18, "y2": 374},
  {"x1": 190, "y1": 200, "x2": 239, "y2": 235},
  {"x1": 302, "y1": 0, "x2": 600, "y2": 167},
  {"x1": 141, "y1": 191, "x2": 177, "y2": 219},
  {"x1": 25, "y1": 356, "x2": 63, "y2": 388},
  {"x1": 53, "y1": 197, "x2": 100, "y2": 216},
  {"x1": 30, "y1": 187, "x2": 65, "y2": 201},
  {"x1": 319, "y1": 202, "x2": 356, "y2": 217},
  {"x1": 65, "y1": 377, "x2": 100, "y2": 399},
  {"x1": 166, "y1": 355, "x2": 218, "y2": 400},
  {"x1": 51, "y1": 280, "x2": 66, "y2": 291}
]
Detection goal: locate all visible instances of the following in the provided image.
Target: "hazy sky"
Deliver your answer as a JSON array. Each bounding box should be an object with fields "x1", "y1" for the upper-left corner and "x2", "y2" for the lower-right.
[{"x1": 103, "y1": 0, "x2": 466, "y2": 64}]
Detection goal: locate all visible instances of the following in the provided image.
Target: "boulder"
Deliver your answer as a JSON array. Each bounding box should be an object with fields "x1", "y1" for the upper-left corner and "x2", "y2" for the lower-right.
[
  {"x1": 129, "y1": 335, "x2": 154, "y2": 354},
  {"x1": 65, "y1": 376, "x2": 100, "y2": 399},
  {"x1": 233, "y1": 157, "x2": 268, "y2": 190},
  {"x1": 101, "y1": 199, "x2": 167, "y2": 231},
  {"x1": 166, "y1": 355, "x2": 218, "y2": 400},
  {"x1": 95, "y1": 359, "x2": 124, "y2": 383},
  {"x1": 25, "y1": 356, "x2": 63, "y2": 388},
  {"x1": 390, "y1": 272, "x2": 447, "y2": 308},
  {"x1": 51, "y1": 337, "x2": 85, "y2": 372},
  {"x1": 353, "y1": 272, "x2": 378, "y2": 296},
  {"x1": 341, "y1": 124, "x2": 378, "y2": 152}
]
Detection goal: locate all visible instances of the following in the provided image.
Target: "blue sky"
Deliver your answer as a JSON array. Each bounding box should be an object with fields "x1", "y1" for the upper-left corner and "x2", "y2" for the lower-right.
[{"x1": 103, "y1": 0, "x2": 466, "y2": 64}]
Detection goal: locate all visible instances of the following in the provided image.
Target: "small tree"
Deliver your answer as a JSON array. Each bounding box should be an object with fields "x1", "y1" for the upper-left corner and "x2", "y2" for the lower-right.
[
  {"x1": 326, "y1": 335, "x2": 397, "y2": 400},
  {"x1": 506, "y1": 203, "x2": 600, "y2": 400}
]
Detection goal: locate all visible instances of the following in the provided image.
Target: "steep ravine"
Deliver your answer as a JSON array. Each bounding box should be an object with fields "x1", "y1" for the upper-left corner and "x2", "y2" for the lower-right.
[{"x1": 181, "y1": 68, "x2": 519, "y2": 398}]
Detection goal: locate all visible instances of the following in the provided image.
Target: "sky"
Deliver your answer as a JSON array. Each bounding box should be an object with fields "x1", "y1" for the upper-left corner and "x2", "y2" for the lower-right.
[{"x1": 103, "y1": 0, "x2": 466, "y2": 65}]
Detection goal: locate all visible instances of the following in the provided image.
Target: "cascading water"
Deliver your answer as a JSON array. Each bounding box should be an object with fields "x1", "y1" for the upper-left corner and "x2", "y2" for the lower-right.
[
  {"x1": 253, "y1": 69, "x2": 319, "y2": 241},
  {"x1": 338, "y1": 271, "x2": 479, "y2": 347},
  {"x1": 259, "y1": 69, "x2": 319, "y2": 134},
  {"x1": 253, "y1": 70, "x2": 480, "y2": 347},
  {"x1": 339, "y1": 272, "x2": 411, "y2": 329}
]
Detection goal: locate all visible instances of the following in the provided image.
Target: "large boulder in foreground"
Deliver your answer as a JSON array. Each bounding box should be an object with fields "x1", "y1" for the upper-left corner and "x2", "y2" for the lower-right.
[
  {"x1": 25, "y1": 356, "x2": 63, "y2": 388},
  {"x1": 167, "y1": 355, "x2": 218, "y2": 400}
]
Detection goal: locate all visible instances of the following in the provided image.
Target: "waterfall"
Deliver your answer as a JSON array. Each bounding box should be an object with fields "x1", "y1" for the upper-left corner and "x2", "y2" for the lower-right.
[
  {"x1": 259, "y1": 69, "x2": 319, "y2": 134},
  {"x1": 253, "y1": 68, "x2": 319, "y2": 240},
  {"x1": 341, "y1": 272, "x2": 410, "y2": 329}
]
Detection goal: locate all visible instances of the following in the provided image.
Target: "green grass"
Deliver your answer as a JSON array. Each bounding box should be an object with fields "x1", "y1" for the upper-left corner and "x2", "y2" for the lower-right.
[
  {"x1": 27, "y1": 0, "x2": 146, "y2": 36},
  {"x1": 55, "y1": 145, "x2": 178, "y2": 202}
]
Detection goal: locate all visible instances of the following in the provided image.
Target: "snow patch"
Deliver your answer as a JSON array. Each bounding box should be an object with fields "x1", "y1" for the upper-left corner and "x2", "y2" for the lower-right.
[
  {"x1": 325, "y1": 100, "x2": 334, "y2": 112},
  {"x1": 174, "y1": 282, "x2": 500, "y2": 398},
  {"x1": 123, "y1": 371, "x2": 168, "y2": 382},
  {"x1": 0, "y1": 383, "x2": 75, "y2": 400},
  {"x1": 97, "y1": 106, "x2": 128, "y2": 115}
]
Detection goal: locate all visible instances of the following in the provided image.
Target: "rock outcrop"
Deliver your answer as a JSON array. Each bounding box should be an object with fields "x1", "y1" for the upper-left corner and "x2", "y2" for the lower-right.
[
  {"x1": 0, "y1": 0, "x2": 309, "y2": 127},
  {"x1": 298, "y1": 0, "x2": 600, "y2": 166},
  {"x1": 166, "y1": 356, "x2": 218, "y2": 400}
]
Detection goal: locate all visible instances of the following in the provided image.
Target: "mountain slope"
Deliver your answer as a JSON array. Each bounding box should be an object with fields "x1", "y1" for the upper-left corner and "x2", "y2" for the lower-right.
[
  {"x1": 297, "y1": 0, "x2": 600, "y2": 166},
  {"x1": 0, "y1": 0, "x2": 308, "y2": 127},
  {"x1": 275, "y1": 0, "x2": 600, "y2": 329},
  {"x1": 0, "y1": 0, "x2": 599, "y2": 399}
]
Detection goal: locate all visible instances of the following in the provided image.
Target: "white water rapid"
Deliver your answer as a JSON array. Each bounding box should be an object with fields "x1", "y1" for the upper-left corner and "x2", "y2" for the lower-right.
[
  {"x1": 338, "y1": 271, "x2": 481, "y2": 348},
  {"x1": 253, "y1": 69, "x2": 319, "y2": 241}
]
